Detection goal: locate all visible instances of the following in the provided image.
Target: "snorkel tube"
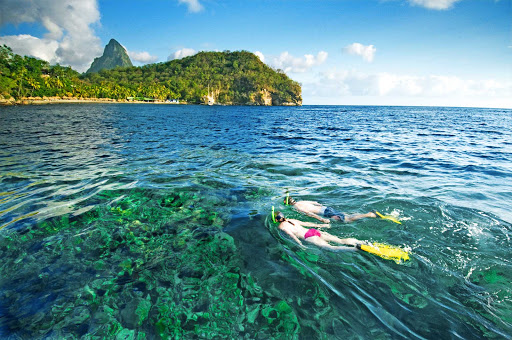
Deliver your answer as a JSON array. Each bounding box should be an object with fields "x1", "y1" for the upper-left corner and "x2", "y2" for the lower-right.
[
  {"x1": 271, "y1": 206, "x2": 277, "y2": 223},
  {"x1": 285, "y1": 193, "x2": 290, "y2": 205}
]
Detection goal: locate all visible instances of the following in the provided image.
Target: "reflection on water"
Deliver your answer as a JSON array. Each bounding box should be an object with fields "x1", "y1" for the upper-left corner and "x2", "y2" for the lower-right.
[{"x1": 0, "y1": 104, "x2": 511, "y2": 338}]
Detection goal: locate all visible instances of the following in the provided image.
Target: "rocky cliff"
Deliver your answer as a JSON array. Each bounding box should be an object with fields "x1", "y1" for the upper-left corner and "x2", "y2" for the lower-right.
[{"x1": 86, "y1": 39, "x2": 133, "y2": 74}]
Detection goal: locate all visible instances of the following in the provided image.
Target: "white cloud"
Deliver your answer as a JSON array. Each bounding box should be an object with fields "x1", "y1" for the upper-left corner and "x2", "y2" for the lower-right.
[
  {"x1": 168, "y1": 48, "x2": 197, "y2": 60},
  {"x1": 128, "y1": 50, "x2": 159, "y2": 64},
  {"x1": 305, "y1": 69, "x2": 512, "y2": 106},
  {"x1": 0, "y1": 35, "x2": 59, "y2": 64},
  {"x1": 407, "y1": 0, "x2": 462, "y2": 10},
  {"x1": 178, "y1": 0, "x2": 204, "y2": 13},
  {"x1": 343, "y1": 43, "x2": 376, "y2": 62},
  {"x1": 254, "y1": 51, "x2": 265, "y2": 63},
  {"x1": 262, "y1": 51, "x2": 328, "y2": 73},
  {"x1": 0, "y1": 0, "x2": 102, "y2": 72}
]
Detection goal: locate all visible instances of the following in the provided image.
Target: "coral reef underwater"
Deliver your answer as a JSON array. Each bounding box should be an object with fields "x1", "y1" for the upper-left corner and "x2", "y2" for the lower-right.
[{"x1": 0, "y1": 188, "x2": 300, "y2": 339}]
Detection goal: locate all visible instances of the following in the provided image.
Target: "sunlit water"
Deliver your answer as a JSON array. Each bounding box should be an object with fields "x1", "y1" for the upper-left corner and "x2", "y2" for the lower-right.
[{"x1": 1, "y1": 104, "x2": 511, "y2": 339}]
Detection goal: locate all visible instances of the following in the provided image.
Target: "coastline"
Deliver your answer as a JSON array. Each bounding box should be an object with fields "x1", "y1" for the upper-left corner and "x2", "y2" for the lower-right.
[
  {"x1": 0, "y1": 96, "x2": 185, "y2": 106},
  {"x1": 0, "y1": 96, "x2": 301, "y2": 106}
]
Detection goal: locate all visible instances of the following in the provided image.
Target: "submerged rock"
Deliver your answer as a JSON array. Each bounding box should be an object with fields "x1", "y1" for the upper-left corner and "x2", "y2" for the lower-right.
[{"x1": 0, "y1": 188, "x2": 300, "y2": 339}]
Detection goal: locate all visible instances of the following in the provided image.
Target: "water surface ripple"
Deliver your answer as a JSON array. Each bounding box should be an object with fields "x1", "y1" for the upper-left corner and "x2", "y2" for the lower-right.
[{"x1": 1, "y1": 104, "x2": 511, "y2": 339}]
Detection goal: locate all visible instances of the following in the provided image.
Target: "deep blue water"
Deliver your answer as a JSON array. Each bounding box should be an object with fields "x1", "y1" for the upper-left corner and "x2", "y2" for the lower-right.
[{"x1": 0, "y1": 104, "x2": 511, "y2": 339}]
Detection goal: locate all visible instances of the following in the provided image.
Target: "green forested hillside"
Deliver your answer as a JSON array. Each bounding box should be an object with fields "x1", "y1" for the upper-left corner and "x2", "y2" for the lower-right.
[
  {"x1": 83, "y1": 50, "x2": 301, "y2": 105},
  {"x1": 0, "y1": 45, "x2": 81, "y2": 100},
  {"x1": 0, "y1": 45, "x2": 302, "y2": 105}
]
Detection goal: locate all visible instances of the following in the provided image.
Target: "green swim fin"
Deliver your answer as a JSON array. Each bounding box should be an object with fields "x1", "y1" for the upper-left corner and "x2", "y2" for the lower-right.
[
  {"x1": 357, "y1": 242, "x2": 410, "y2": 264},
  {"x1": 373, "y1": 210, "x2": 401, "y2": 224}
]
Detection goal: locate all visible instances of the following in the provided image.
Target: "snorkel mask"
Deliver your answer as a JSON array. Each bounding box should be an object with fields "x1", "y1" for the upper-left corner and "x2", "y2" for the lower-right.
[{"x1": 271, "y1": 206, "x2": 285, "y2": 223}]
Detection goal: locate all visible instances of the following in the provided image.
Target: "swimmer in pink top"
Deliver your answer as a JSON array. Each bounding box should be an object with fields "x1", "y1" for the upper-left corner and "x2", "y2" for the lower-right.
[
  {"x1": 284, "y1": 195, "x2": 377, "y2": 223},
  {"x1": 274, "y1": 211, "x2": 362, "y2": 251}
]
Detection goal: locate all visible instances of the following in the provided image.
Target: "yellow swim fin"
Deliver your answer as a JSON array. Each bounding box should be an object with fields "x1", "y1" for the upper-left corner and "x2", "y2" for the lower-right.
[
  {"x1": 357, "y1": 242, "x2": 410, "y2": 264},
  {"x1": 373, "y1": 210, "x2": 402, "y2": 224}
]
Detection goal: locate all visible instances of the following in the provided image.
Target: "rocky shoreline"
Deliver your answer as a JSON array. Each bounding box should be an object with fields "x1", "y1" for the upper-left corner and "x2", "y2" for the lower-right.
[{"x1": 0, "y1": 96, "x2": 301, "y2": 106}]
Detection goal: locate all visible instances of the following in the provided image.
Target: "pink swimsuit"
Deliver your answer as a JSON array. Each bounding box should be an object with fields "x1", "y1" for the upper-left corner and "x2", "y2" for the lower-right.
[{"x1": 304, "y1": 228, "x2": 321, "y2": 239}]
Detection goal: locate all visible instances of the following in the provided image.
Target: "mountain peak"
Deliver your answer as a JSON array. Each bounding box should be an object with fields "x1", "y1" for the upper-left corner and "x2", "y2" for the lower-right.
[
  {"x1": 86, "y1": 39, "x2": 132, "y2": 74},
  {"x1": 105, "y1": 39, "x2": 123, "y2": 52}
]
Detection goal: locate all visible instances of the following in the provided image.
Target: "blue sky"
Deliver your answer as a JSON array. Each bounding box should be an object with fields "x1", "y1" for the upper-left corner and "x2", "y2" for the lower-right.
[{"x1": 0, "y1": 0, "x2": 510, "y2": 108}]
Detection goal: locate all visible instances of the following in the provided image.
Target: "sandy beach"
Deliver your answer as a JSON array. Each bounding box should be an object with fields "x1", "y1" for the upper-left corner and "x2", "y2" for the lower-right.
[{"x1": 0, "y1": 96, "x2": 183, "y2": 106}]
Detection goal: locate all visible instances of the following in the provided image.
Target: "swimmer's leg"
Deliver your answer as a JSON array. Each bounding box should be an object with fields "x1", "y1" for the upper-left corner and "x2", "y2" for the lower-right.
[
  {"x1": 331, "y1": 215, "x2": 344, "y2": 222},
  {"x1": 305, "y1": 236, "x2": 357, "y2": 251},
  {"x1": 344, "y1": 212, "x2": 376, "y2": 223},
  {"x1": 321, "y1": 233, "x2": 361, "y2": 247}
]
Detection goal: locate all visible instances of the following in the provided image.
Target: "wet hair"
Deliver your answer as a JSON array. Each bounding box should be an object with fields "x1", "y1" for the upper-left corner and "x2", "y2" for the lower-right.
[
  {"x1": 274, "y1": 211, "x2": 295, "y2": 225},
  {"x1": 284, "y1": 196, "x2": 296, "y2": 205}
]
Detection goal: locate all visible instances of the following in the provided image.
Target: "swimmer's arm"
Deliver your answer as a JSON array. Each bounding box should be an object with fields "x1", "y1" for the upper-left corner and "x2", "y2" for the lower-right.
[
  {"x1": 293, "y1": 205, "x2": 329, "y2": 223},
  {"x1": 300, "y1": 221, "x2": 331, "y2": 229},
  {"x1": 301, "y1": 200, "x2": 323, "y2": 206},
  {"x1": 303, "y1": 211, "x2": 330, "y2": 223}
]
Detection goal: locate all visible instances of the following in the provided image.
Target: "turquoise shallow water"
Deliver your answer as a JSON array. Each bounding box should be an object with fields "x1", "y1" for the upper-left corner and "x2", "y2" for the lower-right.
[{"x1": 0, "y1": 104, "x2": 511, "y2": 339}]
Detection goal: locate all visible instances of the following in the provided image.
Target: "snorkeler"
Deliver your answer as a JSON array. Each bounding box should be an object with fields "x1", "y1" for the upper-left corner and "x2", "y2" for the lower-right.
[
  {"x1": 273, "y1": 211, "x2": 362, "y2": 251},
  {"x1": 284, "y1": 195, "x2": 378, "y2": 223},
  {"x1": 272, "y1": 210, "x2": 410, "y2": 262}
]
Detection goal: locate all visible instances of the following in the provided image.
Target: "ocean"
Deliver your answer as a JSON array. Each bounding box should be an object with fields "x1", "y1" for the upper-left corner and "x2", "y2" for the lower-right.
[{"x1": 1, "y1": 104, "x2": 511, "y2": 339}]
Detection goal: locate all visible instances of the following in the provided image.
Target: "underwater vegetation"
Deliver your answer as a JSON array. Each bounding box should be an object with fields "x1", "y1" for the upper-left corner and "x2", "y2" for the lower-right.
[{"x1": 0, "y1": 188, "x2": 300, "y2": 339}]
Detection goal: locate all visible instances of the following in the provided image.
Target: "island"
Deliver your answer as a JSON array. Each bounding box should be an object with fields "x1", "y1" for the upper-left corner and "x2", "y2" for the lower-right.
[{"x1": 0, "y1": 41, "x2": 302, "y2": 106}]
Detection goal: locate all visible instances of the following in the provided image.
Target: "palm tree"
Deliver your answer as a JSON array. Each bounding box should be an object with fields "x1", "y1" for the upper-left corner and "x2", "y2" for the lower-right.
[
  {"x1": 26, "y1": 77, "x2": 40, "y2": 96},
  {"x1": 12, "y1": 68, "x2": 26, "y2": 99}
]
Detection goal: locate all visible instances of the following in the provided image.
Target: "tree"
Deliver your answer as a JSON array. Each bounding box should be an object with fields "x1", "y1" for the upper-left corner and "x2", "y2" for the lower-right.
[
  {"x1": 26, "y1": 77, "x2": 40, "y2": 96},
  {"x1": 0, "y1": 46, "x2": 301, "y2": 105}
]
